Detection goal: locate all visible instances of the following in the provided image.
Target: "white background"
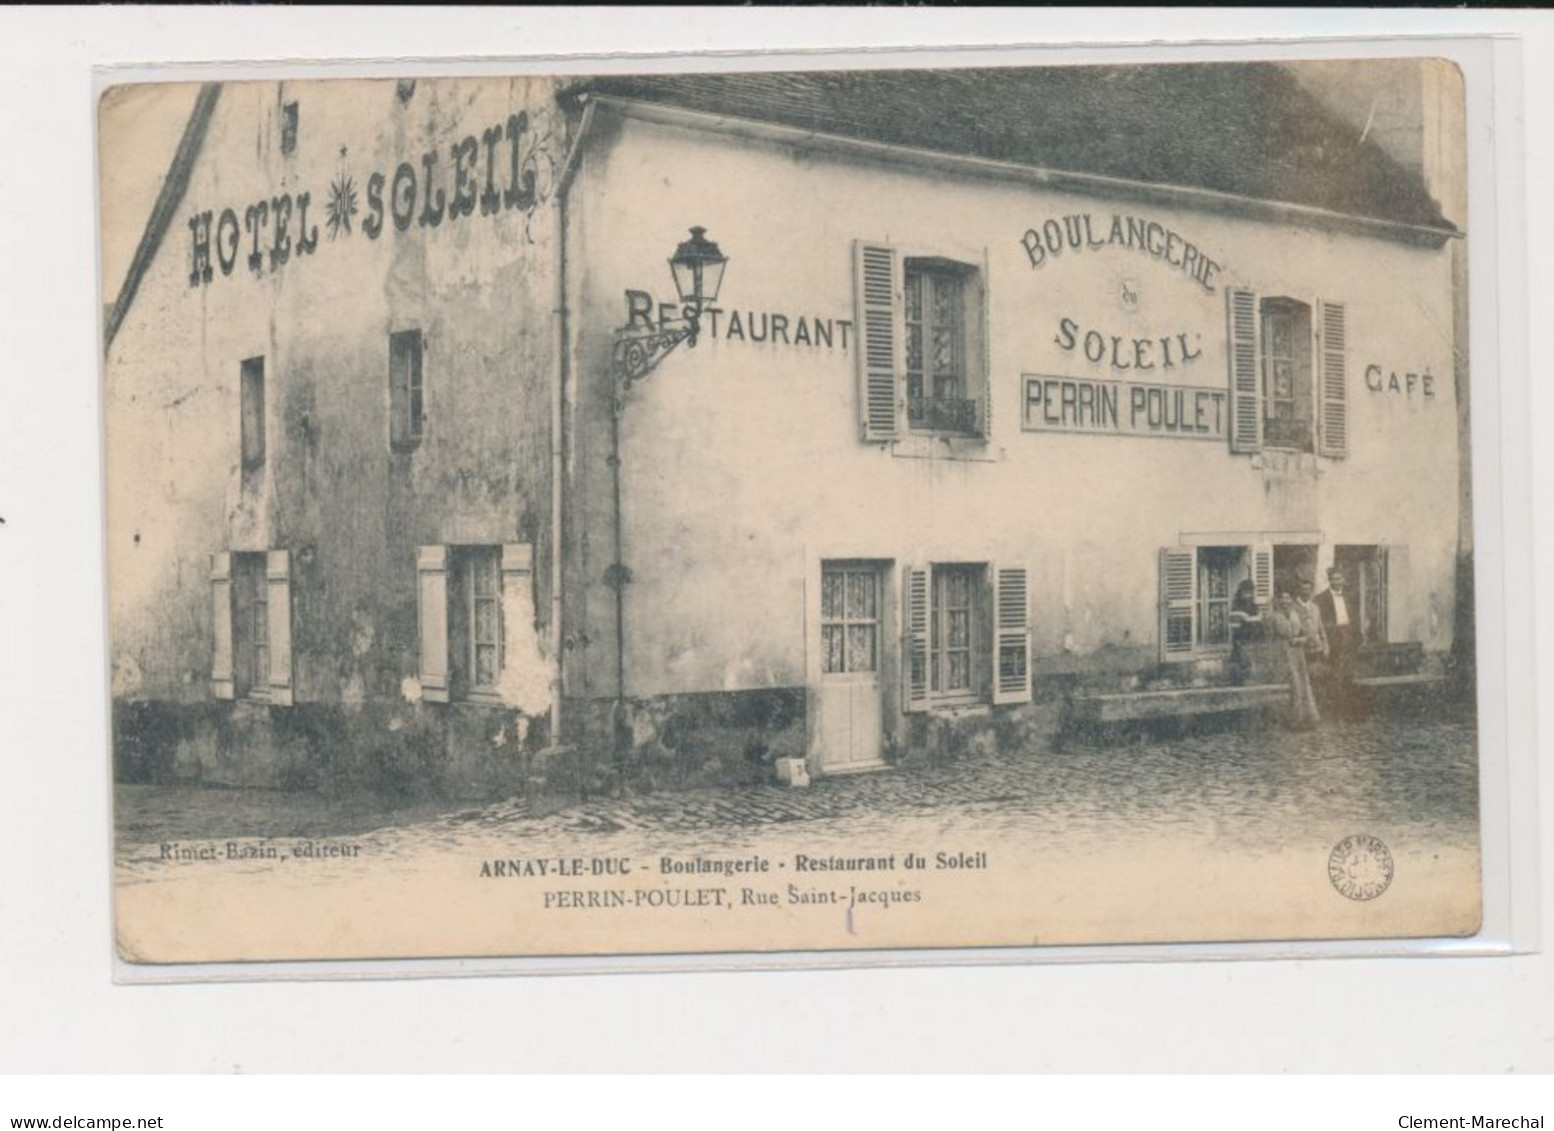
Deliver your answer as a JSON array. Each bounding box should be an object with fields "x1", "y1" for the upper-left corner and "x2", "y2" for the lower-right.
[{"x1": 1, "y1": 5, "x2": 1550, "y2": 1102}]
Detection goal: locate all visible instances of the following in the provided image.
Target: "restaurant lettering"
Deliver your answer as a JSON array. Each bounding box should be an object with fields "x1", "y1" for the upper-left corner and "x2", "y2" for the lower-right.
[
  {"x1": 1022, "y1": 374, "x2": 1227, "y2": 441},
  {"x1": 188, "y1": 112, "x2": 550, "y2": 288},
  {"x1": 1021, "y1": 212, "x2": 1223, "y2": 293},
  {"x1": 625, "y1": 291, "x2": 852, "y2": 351}
]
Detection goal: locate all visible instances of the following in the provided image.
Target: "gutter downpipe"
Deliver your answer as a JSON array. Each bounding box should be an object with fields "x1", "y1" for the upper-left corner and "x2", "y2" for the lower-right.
[{"x1": 551, "y1": 96, "x2": 598, "y2": 754}]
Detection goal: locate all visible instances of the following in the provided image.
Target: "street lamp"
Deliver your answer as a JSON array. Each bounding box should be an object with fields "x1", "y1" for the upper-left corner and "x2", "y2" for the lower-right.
[
  {"x1": 603, "y1": 227, "x2": 729, "y2": 777},
  {"x1": 611, "y1": 226, "x2": 728, "y2": 390}
]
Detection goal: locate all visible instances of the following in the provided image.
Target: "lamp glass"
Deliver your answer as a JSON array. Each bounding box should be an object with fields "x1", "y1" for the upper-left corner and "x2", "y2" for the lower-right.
[{"x1": 668, "y1": 226, "x2": 727, "y2": 307}]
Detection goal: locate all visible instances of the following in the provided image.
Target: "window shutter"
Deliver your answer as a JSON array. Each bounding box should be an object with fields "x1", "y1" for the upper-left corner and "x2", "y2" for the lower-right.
[
  {"x1": 991, "y1": 564, "x2": 1032, "y2": 705},
  {"x1": 902, "y1": 564, "x2": 930, "y2": 712},
  {"x1": 265, "y1": 549, "x2": 295, "y2": 706},
  {"x1": 853, "y1": 240, "x2": 901, "y2": 443},
  {"x1": 210, "y1": 552, "x2": 235, "y2": 700},
  {"x1": 1384, "y1": 544, "x2": 1410, "y2": 643},
  {"x1": 1227, "y1": 288, "x2": 1262, "y2": 453},
  {"x1": 1317, "y1": 299, "x2": 1348, "y2": 458},
  {"x1": 1251, "y1": 543, "x2": 1274, "y2": 606},
  {"x1": 500, "y1": 542, "x2": 533, "y2": 671},
  {"x1": 976, "y1": 261, "x2": 992, "y2": 441},
  {"x1": 1159, "y1": 547, "x2": 1197, "y2": 663},
  {"x1": 417, "y1": 545, "x2": 451, "y2": 703}
]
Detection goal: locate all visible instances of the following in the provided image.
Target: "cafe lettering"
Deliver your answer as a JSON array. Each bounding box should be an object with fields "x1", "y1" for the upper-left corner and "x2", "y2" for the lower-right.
[
  {"x1": 187, "y1": 111, "x2": 547, "y2": 288},
  {"x1": 1022, "y1": 374, "x2": 1228, "y2": 441}
]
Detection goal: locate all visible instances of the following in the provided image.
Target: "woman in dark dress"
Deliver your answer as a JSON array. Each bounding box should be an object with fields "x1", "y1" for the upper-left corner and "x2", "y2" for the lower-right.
[{"x1": 1228, "y1": 579, "x2": 1262, "y2": 685}]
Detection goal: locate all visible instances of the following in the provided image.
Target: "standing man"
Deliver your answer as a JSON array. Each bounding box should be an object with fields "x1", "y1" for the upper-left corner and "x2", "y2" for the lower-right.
[
  {"x1": 1294, "y1": 567, "x2": 1329, "y2": 690},
  {"x1": 1314, "y1": 566, "x2": 1362, "y2": 713}
]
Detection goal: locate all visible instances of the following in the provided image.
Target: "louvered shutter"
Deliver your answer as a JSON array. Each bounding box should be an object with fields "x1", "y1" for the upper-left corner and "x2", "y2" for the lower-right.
[
  {"x1": 854, "y1": 241, "x2": 901, "y2": 443},
  {"x1": 1159, "y1": 547, "x2": 1197, "y2": 663},
  {"x1": 902, "y1": 564, "x2": 930, "y2": 712},
  {"x1": 1384, "y1": 544, "x2": 1410, "y2": 643},
  {"x1": 265, "y1": 549, "x2": 295, "y2": 706},
  {"x1": 991, "y1": 564, "x2": 1032, "y2": 705},
  {"x1": 1227, "y1": 287, "x2": 1262, "y2": 453},
  {"x1": 417, "y1": 545, "x2": 451, "y2": 703},
  {"x1": 500, "y1": 542, "x2": 534, "y2": 674},
  {"x1": 210, "y1": 552, "x2": 235, "y2": 700},
  {"x1": 976, "y1": 260, "x2": 992, "y2": 441},
  {"x1": 1317, "y1": 299, "x2": 1348, "y2": 458},
  {"x1": 1251, "y1": 544, "x2": 1274, "y2": 606}
]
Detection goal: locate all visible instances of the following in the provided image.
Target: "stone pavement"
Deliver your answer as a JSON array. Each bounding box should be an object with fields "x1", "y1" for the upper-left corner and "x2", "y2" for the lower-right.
[{"x1": 117, "y1": 711, "x2": 1479, "y2": 861}]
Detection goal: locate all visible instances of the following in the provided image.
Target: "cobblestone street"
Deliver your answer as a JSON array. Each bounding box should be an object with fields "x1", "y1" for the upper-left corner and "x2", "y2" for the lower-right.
[{"x1": 119, "y1": 711, "x2": 1479, "y2": 870}]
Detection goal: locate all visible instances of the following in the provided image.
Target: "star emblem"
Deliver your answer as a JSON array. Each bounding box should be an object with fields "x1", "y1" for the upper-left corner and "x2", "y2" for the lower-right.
[{"x1": 325, "y1": 171, "x2": 359, "y2": 239}]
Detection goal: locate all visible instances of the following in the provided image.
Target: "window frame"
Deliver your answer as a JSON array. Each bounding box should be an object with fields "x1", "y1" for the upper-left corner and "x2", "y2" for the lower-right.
[
  {"x1": 449, "y1": 544, "x2": 505, "y2": 703},
  {"x1": 389, "y1": 328, "x2": 424, "y2": 452},
  {"x1": 820, "y1": 564, "x2": 881, "y2": 677},
  {"x1": 928, "y1": 563, "x2": 983, "y2": 704},
  {"x1": 1259, "y1": 297, "x2": 1314, "y2": 454},
  {"x1": 231, "y1": 551, "x2": 270, "y2": 701},
  {"x1": 903, "y1": 258, "x2": 982, "y2": 438},
  {"x1": 239, "y1": 355, "x2": 266, "y2": 472}
]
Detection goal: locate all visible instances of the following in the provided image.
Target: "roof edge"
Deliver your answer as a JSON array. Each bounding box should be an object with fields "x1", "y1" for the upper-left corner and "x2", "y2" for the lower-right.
[
  {"x1": 582, "y1": 93, "x2": 1460, "y2": 250},
  {"x1": 104, "y1": 82, "x2": 222, "y2": 355}
]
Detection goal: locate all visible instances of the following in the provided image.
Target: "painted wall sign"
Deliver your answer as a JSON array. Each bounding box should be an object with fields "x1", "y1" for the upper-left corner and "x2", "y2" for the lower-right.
[
  {"x1": 1020, "y1": 212, "x2": 1223, "y2": 292},
  {"x1": 1022, "y1": 373, "x2": 1228, "y2": 441},
  {"x1": 187, "y1": 111, "x2": 553, "y2": 289},
  {"x1": 1365, "y1": 364, "x2": 1437, "y2": 399},
  {"x1": 1053, "y1": 316, "x2": 1204, "y2": 372},
  {"x1": 624, "y1": 291, "x2": 852, "y2": 350}
]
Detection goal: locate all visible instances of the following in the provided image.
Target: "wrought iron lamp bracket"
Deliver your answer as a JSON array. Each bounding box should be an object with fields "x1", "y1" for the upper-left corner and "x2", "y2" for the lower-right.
[{"x1": 610, "y1": 308, "x2": 703, "y2": 392}]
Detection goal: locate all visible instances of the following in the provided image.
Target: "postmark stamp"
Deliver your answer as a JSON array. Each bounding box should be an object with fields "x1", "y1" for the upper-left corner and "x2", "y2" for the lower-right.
[{"x1": 1328, "y1": 834, "x2": 1395, "y2": 901}]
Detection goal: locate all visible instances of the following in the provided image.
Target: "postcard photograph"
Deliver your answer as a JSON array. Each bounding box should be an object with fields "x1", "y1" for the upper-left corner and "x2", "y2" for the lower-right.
[{"x1": 101, "y1": 56, "x2": 1483, "y2": 965}]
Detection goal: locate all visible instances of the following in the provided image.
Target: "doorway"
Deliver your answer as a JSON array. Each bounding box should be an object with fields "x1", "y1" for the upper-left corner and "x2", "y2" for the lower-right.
[{"x1": 814, "y1": 561, "x2": 886, "y2": 773}]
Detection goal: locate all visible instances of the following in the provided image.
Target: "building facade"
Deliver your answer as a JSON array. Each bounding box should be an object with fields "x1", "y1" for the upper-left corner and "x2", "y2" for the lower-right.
[{"x1": 103, "y1": 64, "x2": 1466, "y2": 797}]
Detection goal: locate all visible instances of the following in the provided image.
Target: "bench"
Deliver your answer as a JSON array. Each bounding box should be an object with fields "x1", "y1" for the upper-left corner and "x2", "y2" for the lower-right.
[
  {"x1": 1352, "y1": 673, "x2": 1446, "y2": 690},
  {"x1": 1067, "y1": 683, "x2": 1288, "y2": 726}
]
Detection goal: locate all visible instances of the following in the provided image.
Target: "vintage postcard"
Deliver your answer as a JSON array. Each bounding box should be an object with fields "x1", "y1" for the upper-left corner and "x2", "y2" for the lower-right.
[{"x1": 102, "y1": 56, "x2": 1483, "y2": 965}]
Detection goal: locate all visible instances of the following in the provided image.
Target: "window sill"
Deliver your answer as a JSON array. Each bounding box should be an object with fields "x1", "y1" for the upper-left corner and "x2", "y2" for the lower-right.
[
  {"x1": 927, "y1": 698, "x2": 989, "y2": 718},
  {"x1": 456, "y1": 690, "x2": 509, "y2": 709},
  {"x1": 890, "y1": 433, "x2": 998, "y2": 463}
]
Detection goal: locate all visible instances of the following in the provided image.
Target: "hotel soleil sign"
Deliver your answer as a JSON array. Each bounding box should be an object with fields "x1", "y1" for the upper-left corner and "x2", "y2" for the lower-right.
[{"x1": 186, "y1": 111, "x2": 550, "y2": 287}]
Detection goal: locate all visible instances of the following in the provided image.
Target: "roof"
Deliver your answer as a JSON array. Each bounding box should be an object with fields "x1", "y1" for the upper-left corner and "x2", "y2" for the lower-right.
[{"x1": 566, "y1": 65, "x2": 1454, "y2": 235}]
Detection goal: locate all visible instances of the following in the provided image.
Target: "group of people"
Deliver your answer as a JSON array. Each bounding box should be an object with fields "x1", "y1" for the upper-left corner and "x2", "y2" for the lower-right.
[{"x1": 1230, "y1": 566, "x2": 1361, "y2": 730}]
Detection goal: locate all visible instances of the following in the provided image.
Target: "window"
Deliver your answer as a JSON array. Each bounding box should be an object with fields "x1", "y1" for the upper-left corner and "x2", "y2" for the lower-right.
[
  {"x1": 1226, "y1": 289, "x2": 1347, "y2": 458},
  {"x1": 240, "y1": 356, "x2": 265, "y2": 471},
  {"x1": 389, "y1": 329, "x2": 424, "y2": 450},
  {"x1": 280, "y1": 101, "x2": 299, "y2": 156},
  {"x1": 930, "y1": 565, "x2": 980, "y2": 700},
  {"x1": 1196, "y1": 546, "x2": 1244, "y2": 649},
  {"x1": 416, "y1": 543, "x2": 533, "y2": 704},
  {"x1": 904, "y1": 261, "x2": 978, "y2": 434},
  {"x1": 904, "y1": 562, "x2": 1030, "y2": 710},
  {"x1": 854, "y1": 242, "x2": 987, "y2": 444},
  {"x1": 210, "y1": 549, "x2": 293, "y2": 704},
  {"x1": 1332, "y1": 544, "x2": 1412, "y2": 644},
  {"x1": 451, "y1": 546, "x2": 502, "y2": 697},
  {"x1": 821, "y1": 566, "x2": 879, "y2": 674},
  {"x1": 1261, "y1": 298, "x2": 1313, "y2": 451},
  {"x1": 1159, "y1": 544, "x2": 1272, "y2": 663},
  {"x1": 233, "y1": 553, "x2": 269, "y2": 699}
]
